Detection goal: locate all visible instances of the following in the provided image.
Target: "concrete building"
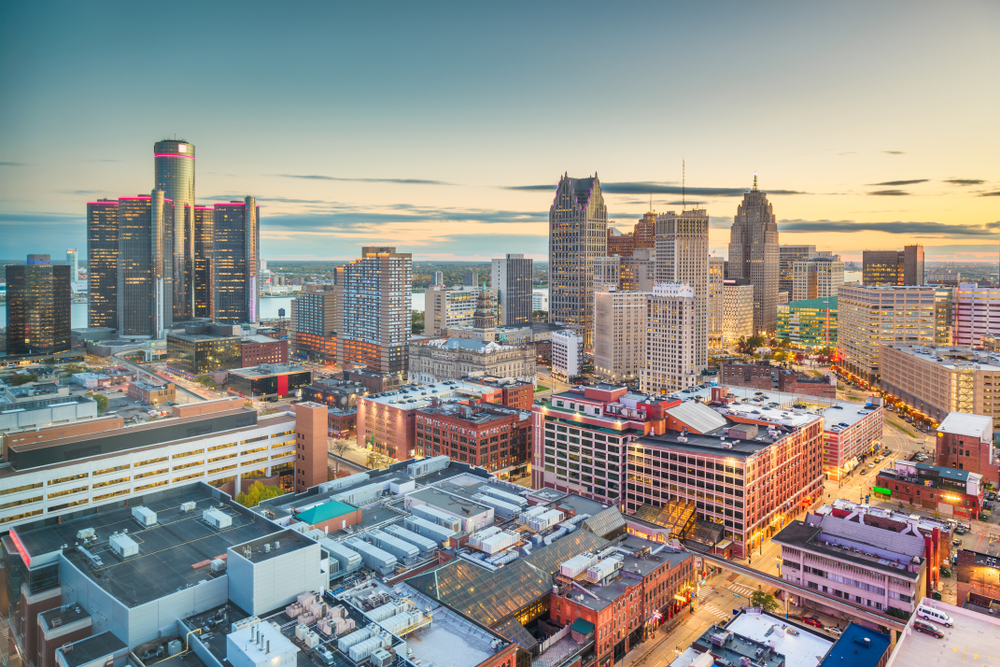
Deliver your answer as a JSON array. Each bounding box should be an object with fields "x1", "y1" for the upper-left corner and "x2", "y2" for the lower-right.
[
  {"x1": 594, "y1": 286, "x2": 649, "y2": 383},
  {"x1": 0, "y1": 384, "x2": 98, "y2": 434},
  {"x1": 875, "y1": 460, "x2": 985, "y2": 520},
  {"x1": 935, "y1": 411, "x2": 998, "y2": 483},
  {"x1": 640, "y1": 283, "x2": 697, "y2": 395},
  {"x1": 127, "y1": 381, "x2": 176, "y2": 406},
  {"x1": 655, "y1": 209, "x2": 709, "y2": 369},
  {"x1": 227, "y1": 363, "x2": 311, "y2": 400},
  {"x1": 620, "y1": 247, "x2": 655, "y2": 292},
  {"x1": 212, "y1": 197, "x2": 260, "y2": 324},
  {"x1": 532, "y1": 291, "x2": 548, "y2": 312},
  {"x1": 837, "y1": 285, "x2": 939, "y2": 385},
  {"x1": 728, "y1": 178, "x2": 779, "y2": 334},
  {"x1": 491, "y1": 254, "x2": 532, "y2": 326},
  {"x1": 953, "y1": 282, "x2": 1000, "y2": 347},
  {"x1": 290, "y1": 282, "x2": 338, "y2": 364},
  {"x1": 707, "y1": 256, "x2": 725, "y2": 352},
  {"x1": 779, "y1": 245, "x2": 816, "y2": 296},
  {"x1": 5, "y1": 255, "x2": 71, "y2": 356},
  {"x1": 792, "y1": 256, "x2": 844, "y2": 301},
  {"x1": 862, "y1": 245, "x2": 924, "y2": 286},
  {"x1": 722, "y1": 279, "x2": 754, "y2": 344},
  {"x1": 548, "y1": 174, "x2": 607, "y2": 349},
  {"x1": 415, "y1": 401, "x2": 531, "y2": 477},
  {"x1": 777, "y1": 297, "x2": 838, "y2": 348},
  {"x1": 424, "y1": 285, "x2": 493, "y2": 336},
  {"x1": 551, "y1": 329, "x2": 583, "y2": 380},
  {"x1": 407, "y1": 337, "x2": 536, "y2": 385},
  {"x1": 592, "y1": 255, "x2": 620, "y2": 293},
  {"x1": 86, "y1": 200, "x2": 120, "y2": 328},
  {"x1": 336, "y1": 247, "x2": 412, "y2": 376},
  {"x1": 879, "y1": 345, "x2": 1000, "y2": 423}
]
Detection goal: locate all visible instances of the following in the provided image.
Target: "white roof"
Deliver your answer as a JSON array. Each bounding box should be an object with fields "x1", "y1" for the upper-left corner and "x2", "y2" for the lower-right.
[
  {"x1": 725, "y1": 612, "x2": 832, "y2": 667},
  {"x1": 664, "y1": 401, "x2": 727, "y2": 434},
  {"x1": 937, "y1": 412, "x2": 993, "y2": 440}
]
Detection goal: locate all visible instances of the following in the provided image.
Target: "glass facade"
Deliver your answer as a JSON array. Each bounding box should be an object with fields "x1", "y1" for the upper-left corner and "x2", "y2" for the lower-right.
[
  {"x1": 154, "y1": 140, "x2": 195, "y2": 319},
  {"x1": 213, "y1": 198, "x2": 260, "y2": 324},
  {"x1": 4, "y1": 255, "x2": 71, "y2": 355},
  {"x1": 777, "y1": 297, "x2": 838, "y2": 347},
  {"x1": 117, "y1": 193, "x2": 173, "y2": 337},
  {"x1": 87, "y1": 200, "x2": 119, "y2": 328},
  {"x1": 166, "y1": 334, "x2": 241, "y2": 374},
  {"x1": 193, "y1": 206, "x2": 214, "y2": 318}
]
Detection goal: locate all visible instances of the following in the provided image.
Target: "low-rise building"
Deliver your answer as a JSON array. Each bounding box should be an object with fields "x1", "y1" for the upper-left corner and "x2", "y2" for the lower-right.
[
  {"x1": 956, "y1": 548, "x2": 1000, "y2": 608},
  {"x1": 460, "y1": 375, "x2": 535, "y2": 410},
  {"x1": 343, "y1": 367, "x2": 401, "y2": 394},
  {"x1": 875, "y1": 460, "x2": 985, "y2": 519},
  {"x1": 720, "y1": 362, "x2": 774, "y2": 390},
  {"x1": 240, "y1": 334, "x2": 288, "y2": 367},
  {"x1": 128, "y1": 381, "x2": 176, "y2": 406},
  {"x1": 414, "y1": 401, "x2": 531, "y2": 478},
  {"x1": 777, "y1": 297, "x2": 838, "y2": 348},
  {"x1": 936, "y1": 411, "x2": 998, "y2": 484},
  {"x1": 777, "y1": 369, "x2": 836, "y2": 399},
  {"x1": 0, "y1": 384, "x2": 98, "y2": 434},
  {"x1": 408, "y1": 337, "x2": 536, "y2": 385},
  {"x1": 166, "y1": 327, "x2": 242, "y2": 375},
  {"x1": 227, "y1": 363, "x2": 311, "y2": 400}
]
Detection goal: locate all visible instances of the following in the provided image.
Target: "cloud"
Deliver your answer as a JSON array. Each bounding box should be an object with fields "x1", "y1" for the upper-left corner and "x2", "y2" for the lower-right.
[
  {"x1": 980, "y1": 191, "x2": 1000, "y2": 197},
  {"x1": 882, "y1": 151, "x2": 906, "y2": 155},
  {"x1": 0, "y1": 212, "x2": 81, "y2": 225},
  {"x1": 867, "y1": 179, "x2": 927, "y2": 186},
  {"x1": 868, "y1": 189, "x2": 911, "y2": 196},
  {"x1": 0, "y1": 161, "x2": 27, "y2": 167},
  {"x1": 59, "y1": 189, "x2": 108, "y2": 196},
  {"x1": 272, "y1": 174, "x2": 453, "y2": 185},
  {"x1": 778, "y1": 218, "x2": 1000, "y2": 238},
  {"x1": 943, "y1": 179, "x2": 985, "y2": 186},
  {"x1": 507, "y1": 181, "x2": 807, "y2": 196}
]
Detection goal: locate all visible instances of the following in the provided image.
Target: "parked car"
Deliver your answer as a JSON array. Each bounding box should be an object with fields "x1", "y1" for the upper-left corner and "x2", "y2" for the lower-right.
[
  {"x1": 861, "y1": 468, "x2": 870, "y2": 475},
  {"x1": 953, "y1": 538, "x2": 963, "y2": 547},
  {"x1": 956, "y1": 525, "x2": 968, "y2": 535},
  {"x1": 827, "y1": 627, "x2": 843, "y2": 637},
  {"x1": 913, "y1": 621, "x2": 944, "y2": 638},
  {"x1": 985, "y1": 501, "x2": 995, "y2": 510},
  {"x1": 801, "y1": 617, "x2": 823, "y2": 628}
]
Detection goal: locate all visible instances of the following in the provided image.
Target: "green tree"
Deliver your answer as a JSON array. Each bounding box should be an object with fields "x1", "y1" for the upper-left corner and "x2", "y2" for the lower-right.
[
  {"x1": 86, "y1": 392, "x2": 109, "y2": 414},
  {"x1": 62, "y1": 363, "x2": 87, "y2": 375},
  {"x1": 236, "y1": 481, "x2": 285, "y2": 507},
  {"x1": 749, "y1": 590, "x2": 780, "y2": 613},
  {"x1": 11, "y1": 373, "x2": 38, "y2": 386},
  {"x1": 195, "y1": 374, "x2": 218, "y2": 389},
  {"x1": 411, "y1": 311, "x2": 425, "y2": 334}
]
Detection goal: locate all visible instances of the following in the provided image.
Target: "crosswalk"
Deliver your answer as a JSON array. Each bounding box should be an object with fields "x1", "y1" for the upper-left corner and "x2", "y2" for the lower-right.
[
  {"x1": 728, "y1": 584, "x2": 758, "y2": 598},
  {"x1": 701, "y1": 604, "x2": 733, "y2": 622},
  {"x1": 695, "y1": 588, "x2": 711, "y2": 602}
]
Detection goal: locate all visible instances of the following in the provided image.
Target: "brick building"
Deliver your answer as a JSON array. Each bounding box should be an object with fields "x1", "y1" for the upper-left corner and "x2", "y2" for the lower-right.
[
  {"x1": 128, "y1": 381, "x2": 176, "y2": 406},
  {"x1": 720, "y1": 362, "x2": 774, "y2": 390},
  {"x1": 414, "y1": 401, "x2": 532, "y2": 478},
  {"x1": 240, "y1": 334, "x2": 288, "y2": 367},
  {"x1": 935, "y1": 411, "x2": 998, "y2": 484},
  {"x1": 956, "y1": 549, "x2": 1000, "y2": 607},
  {"x1": 776, "y1": 370, "x2": 836, "y2": 399},
  {"x1": 875, "y1": 460, "x2": 985, "y2": 520},
  {"x1": 462, "y1": 375, "x2": 535, "y2": 410},
  {"x1": 343, "y1": 367, "x2": 401, "y2": 394}
]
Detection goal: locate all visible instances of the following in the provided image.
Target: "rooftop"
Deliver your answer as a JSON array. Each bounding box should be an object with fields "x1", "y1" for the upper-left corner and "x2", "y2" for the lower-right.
[
  {"x1": 723, "y1": 611, "x2": 833, "y2": 667},
  {"x1": 58, "y1": 631, "x2": 128, "y2": 667},
  {"x1": 417, "y1": 402, "x2": 525, "y2": 425},
  {"x1": 167, "y1": 331, "x2": 238, "y2": 343},
  {"x1": 938, "y1": 411, "x2": 993, "y2": 440},
  {"x1": 886, "y1": 600, "x2": 1000, "y2": 667},
  {"x1": 243, "y1": 334, "x2": 282, "y2": 344},
  {"x1": 883, "y1": 345, "x2": 1000, "y2": 371},
  {"x1": 232, "y1": 528, "x2": 316, "y2": 564},
  {"x1": 229, "y1": 363, "x2": 308, "y2": 378},
  {"x1": 408, "y1": 487, "x2": 493, "y2": 520},
  {"x1": 363, "y1": 380, "x2": 500, "y2": 409},
  {"x1": 820, "y1": 622, "x2": 891, "y2": 667}
]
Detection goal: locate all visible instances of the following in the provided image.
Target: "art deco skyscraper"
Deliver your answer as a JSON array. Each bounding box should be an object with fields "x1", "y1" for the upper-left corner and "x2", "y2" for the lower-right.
[
  {"x1": 336, "y1": 246, "x2": 412, "y2": 375},
  {"x1": 728, "y1": 177, "x2": 779, "y2": 334},
  {"x1": 548, "y1": 173, "x2": 607, "y2": 349},
  {"x1": 117, "y1": 192, "x2": 173, "y2": 337},
  {"x1": 87, "y1": 199, "x2": 120, "y2": 328},
  {"x1": 655, "y1": 208, "x2": 709, "y2": 369},
  {"x1": 154, "y1": 139, "x2": 195, "y2": 319},
  {"x1": 213, "y1": 197, "x2": 260, "y2": 324},
  {"x1": 193, "y1": 206, "x2": 214, "y2": 318},
  {"x1": 5, "y1": 255, "x2": 71, "y2": 355},
  {"x1": 491, "y1": 253, "x2": 532, "y2": 325}
]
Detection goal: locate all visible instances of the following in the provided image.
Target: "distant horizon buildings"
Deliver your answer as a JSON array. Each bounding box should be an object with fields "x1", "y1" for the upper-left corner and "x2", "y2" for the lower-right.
[{"x1": 728, "y1": 177, "x2": 779, "y2": 334}]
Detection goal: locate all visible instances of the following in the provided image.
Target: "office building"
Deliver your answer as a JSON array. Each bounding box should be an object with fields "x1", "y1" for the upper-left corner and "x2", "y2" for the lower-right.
[
  {"x1": 336, "y1": 246, "x2": 412, "y2": 375},
  {"x1": 166, "y1": 327, "x2": 242, "y2": 374},
  {"x1": 620, "y1": 247, "x2": 655, "y2": 292},
  {"x1": 227, "y1": 363, "x2": 312, "y2": 400},
  {"x1": 5, "y1": 255, "x2": 71, "y2": 356},
  {"x1": 117, "y1": 192, "x2": 173, "y2": 337},
  {"x1": 655, "y1": 208, "x2": 709, "y2": 369},
  {"x1": 431, "y1": 270, "x2": 444, "y2": 285},
  {"x1": 708, "y1": 256, "x2": 725, "y2": 352},
  {"x1": 408, "y1": 337, "x2": 536, "y2": 384},
  {"x1": 532, "y1": 291, "x2": 548, "y2": 312},
  {"x1": 213, "y1": 197, "x2": 260, "y2": 324},
  {"x1": 875, "y1": 460, "x2": 984, "y2": 520},
  {"x1": 154, "y1": 139, "x2": 196, "y2": 318},
  {"x1": 935, "y1": 412, "x2": 998, "y2": 482},
  {"x1": 880, "y1": 345, "x2": 1000, "y2": 423},
  {"x1": 425, "y1": 285, "x2": 493, "y2": 336},
  {"x1": 954, "y1": 283, "x2": 1000, "y2": 347},
  {"x1": 415, "y1": 402, "x2": 531, "y2": 476},
  {"x1": 779, "y1": 245, "x2": 816, "y2": 296},
  {"x1": 777, "y1": 297, "x2": 838, "y2": 348},
  {"x1": 548, "y1": 174, "x2": 608, "y2": 349},
  {"x1": 722, "y1": 279, "x2": 754, "y2": 344},
  {"x1": 592, "y1": 255, "x2": 620, "y2": 292},
  {"x1": 193, "y1": 205, "x2": 214, "y2": 318},
  {"x1": 551, "y1": 329, "x2": 583, "y2": 380},
  {"x1": 128, "y1": 380, "x2": 176, "y2": 406},
  {"x1": 66, "y1": 248, "x2": 79, "y2": 281},
  {"x1": 491, "y1": 254, "x2": 532, "y2": 326},
  {"x1": 928, "y1": 269, "x2": 962, "y2": 286},
  {"x1": 728, "y1": 178, "x2": 779, "y2": 333},
  {"x1": 240, "y1": 334, "x2": 288, "y2": 367},
  {"x1": 86, "y1": 199, "x2": 120, "y2": 328},
  {"x1": 792, "y1": 256, "x2": 844, "y2": 301},
  {"x1": 594, "y1": 286, "x2": 649, "y2": 383},
  {"x1": 640, "y1": 283, "x2": 697, "y2": 395},
  {"x1": 837, "y1": 285, "x2": 938, "y2": 385},
  {"x1": 862, "y1": 245, "x2": 925, "y2": 286},
  {"x1": 0, "y1": 384, "x2": 98, "y2": 434},
  {"x1": 606, "y1": 227, "x2": 635, "y2": 257},
  {"x1": 290, "y1": 283, "x2": 338, "y2": 363}
]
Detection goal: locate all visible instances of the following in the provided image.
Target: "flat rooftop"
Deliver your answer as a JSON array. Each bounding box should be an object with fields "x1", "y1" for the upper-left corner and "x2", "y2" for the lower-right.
[
  {"x1": 887, "y1": 601, "x2": 1000, "y2": 667},
  {"x1": 167, "y1": 332, "x2": 237, "y2": 342},
  {"x1": 13, "y1": 484, "x2": 285, "y2": 607},
  {"x1": 364, "y1": 380, "x2": 499, "y2": 409},
  {"x1": 233, "y1": 528, "x2": 315, "y2": 564},
  {"x1": 724, "y1": 611, "x2": 833, "y2": 666},
  {"x1": 58, "y1": 631, "x2": 127, "y2": 667},
  {"x1": 229, "y1": 363, "x2": 307, "y2": 378},
  {"x1": 417, "y1": 402, "x2": 520, "y2": 425},
  {"x1": 408, "y1": 487, "x2": 492, "y2": 519},
  {"x1": 883, "y1": 344, "x2": 1000, "y2": 371}
]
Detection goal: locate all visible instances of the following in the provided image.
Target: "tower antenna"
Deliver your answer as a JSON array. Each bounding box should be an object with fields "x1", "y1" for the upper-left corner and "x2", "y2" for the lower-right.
[
  {"x1": 682, "y1": 159, "x2": 686, "y2": 211},
  {"x1": 753, "y1": 171, "x2": 758, "y2": 191}
]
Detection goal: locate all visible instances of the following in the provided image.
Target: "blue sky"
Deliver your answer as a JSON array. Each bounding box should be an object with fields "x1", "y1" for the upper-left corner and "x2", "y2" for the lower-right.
[{"x1": 1, "y1": 1, "x2": 998, "y2": 262}]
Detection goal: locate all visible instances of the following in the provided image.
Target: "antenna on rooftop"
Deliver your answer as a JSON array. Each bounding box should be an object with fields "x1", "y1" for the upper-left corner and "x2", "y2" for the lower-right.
[
  {"x1": 753, "y1": 172, "x2": 758, "y2": 191},
  {"x1": 682, "y1": 159, "x2": 686, "y2": 211}
]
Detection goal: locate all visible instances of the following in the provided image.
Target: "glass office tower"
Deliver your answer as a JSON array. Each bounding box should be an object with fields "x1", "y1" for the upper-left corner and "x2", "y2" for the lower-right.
[
  {"x1": 5, "y1": 254, "x2": 71, "y2": 355},
  {"x1": 117, "y1": 191, "x2": 174, "y2": 337},
  {"x1": 87, "y1": 199, "x2": 120, "y2": 327},
  {"x1": 193, "y1": 206, "x2": 214, "y2": 318},
  {"x1": 154, "y1": 139, "x2": 195, "y2": 319},
  {"x1": 213, "y1": 197, "x2": 260, "y2": 324}
]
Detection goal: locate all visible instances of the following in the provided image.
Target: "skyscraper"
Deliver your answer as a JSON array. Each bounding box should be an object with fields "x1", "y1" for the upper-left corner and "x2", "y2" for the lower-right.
[
  {"x1": 291, "y1": 283, "x2": 338, "y2": 364},
  {"x1": 548, "y1": 173, "x2": 608, "y2": 349},
  {"x1": 66, "y1": 248, "x2": 79, "y2": 281},
  {"x1": 707, "y1": 256, "x2": 725, "y2": 351},
  {"x1": 213, "y1": 197, "x2": 260, "y2": 324},
  {"x1": 336, "y1": 246, "x2": 412, "y2": 375},
  {"x1": 491, "y1": 253, "x2": 533, "y2": 325},
  {"x1": 117, "y1": 192, "x2": 173, "y2": 337},
  {"x1": 862, "y1": 245, "x2": 925, "y2": 286},
  {"x1": 728, "y1": 177, "x2": 779, "y2": 334},
  {"x1": 154, "y1": 139, "x2": 195, "y2": 319},
  {"x1": 5, "y1": 255, "x2": 71, "y2": 355},
  {"x1": 193, "y1": 206, "x2": 214, "y2": 318},
  {"x1": 792, "y1": 256, "x2": 844, "y2": 301},
  {"x1": 87, "y1": 199, "x2": 119, "y2": 328},
  {"x1": 778, "y1": 245, "x2": 816, "y2": 295},
  {"x1": 655, "y1": 208, "x2": 709, "y2": 369},
  {"x1": 594, "y1": 285, "x2": 648, "y2": 383},
  {"x1": 640, "y1": 283, "x2": 697, "y2": 395}
]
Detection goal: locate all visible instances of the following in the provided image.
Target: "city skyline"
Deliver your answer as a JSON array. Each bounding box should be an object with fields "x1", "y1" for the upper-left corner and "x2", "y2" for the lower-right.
[{"x1": 1, "y1": 1, "x2": 998, "y2": 262}]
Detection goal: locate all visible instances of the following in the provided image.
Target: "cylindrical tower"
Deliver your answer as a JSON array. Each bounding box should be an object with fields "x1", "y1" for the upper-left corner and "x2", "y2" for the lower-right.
[{"x1": 154, "y1": 139, "x2": 195, "y2": 320}]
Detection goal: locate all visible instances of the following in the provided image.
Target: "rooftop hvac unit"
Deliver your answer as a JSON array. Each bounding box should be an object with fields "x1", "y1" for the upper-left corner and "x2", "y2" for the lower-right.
[
  {"x1": 167, "y1": 640, "x2": 182, "y2": 657},
  {"x1": 479, "y1": 531, "x2": 519, "y2": 555},
  {"x1": 367, "y1": 529, "x2": 419, "y2": 560},
  {"x1": 479, "y1": 486, "x2": 528, "y2": 508},
  {"x1": 321, "y1": 539, "x2": 363, "y2": 572},
  {"x1": 366, "y1": 602, "x2": 401, "y2": 622},
  {"x1": 384, "y1": 524, "x2": 437, "y2": 553},
  {"x1": 403, "y1": 516, "x2": 456, "y2": 546},
  {"x1": 76, "y1": 528, "x2": 96, "y2": 541},
  {"x1": 132, "y1": 506, "x2": 157, "y2": 528},
  {"x1": 180, "y1": 501, "x2": 197, "y2": 513},
  {"x1": 518, "y1": 506, "x2": 548, "y2": 523},
  {"x1": 345, "y1": 539, "x2": 398, "y2": 575},
  {"x1": 471, "y1": 493, "x2": 520, "y2": 519},
  {"x1": 210, "y1": 558, "x2": 226, "y2": 573},
  {"x1": 560, "y1": 554, "x2": 599, "y2": 578},
  {"x1": 406, "y1": 455, "x2": 451, "y2": 478},
  {"x1": 411, "y1": 505, "x2": 462, "y2": 531},
  {"x1": 468, "y1": 526, "x2": 501, "y2": 550},
  {"x1": 109, "y1": 533, "x2": 139, "y2": 558},
  {"x1": 371, "y1": 648, "x2": 394, "y2": 667},
  {"x1": 337, "y1": 625, "x2": 379, "y2": 652},
  {"x1": 203, "y1": 508, "x2": 232, "y2": 529},
  {"x1": 586, "y1": 557, "x2": 622, "y2": 582},
  {"x1": 318, "y1": 472, "x2": 370, "y2": 493}
]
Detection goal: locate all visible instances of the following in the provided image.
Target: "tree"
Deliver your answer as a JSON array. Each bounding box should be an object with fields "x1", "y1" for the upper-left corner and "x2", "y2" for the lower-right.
[
  {"x1": 62, "y1": 363, "x2": 87, "y2": 375},
  {"x1": 195, "y1": 374, "x2": 218, "y2": 389},
  {"x1": 236, "y1": 481, "x2": 285, "y2": 508},
  {"x1": 749, "y1": 590, "x2": 780, "y2": 613},
  {"x1": 411, "y1": 311, "x2": 425, "y2": 334},
  {"x1": 11, "y1": 373, "x2": 38, "y2": 386},
  {"x1": 86, "y1": 392, "x2": 109, "y2": 414},
  {"x1": 330, "y1": 439, "x2": 351, "y2": 474}
]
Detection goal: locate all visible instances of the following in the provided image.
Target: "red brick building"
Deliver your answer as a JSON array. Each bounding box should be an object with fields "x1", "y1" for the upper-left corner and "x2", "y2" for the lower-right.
[
  {"x1": 607, "y1": 213, "x2": 655, "y2": 259},
  {"x1": 241, "y1": 334, "x2": 289, "y2": 367},
  {"x1": 956, "y1": 549, "x2": 1000, "y2": 607},
  {"x1": 720, "y1": 362, "x2": 774, "y2": 390},
  {"x1": 293, "y1": 401, "x2": 329, "y2": 493},
  {"x1": 936, "y1": 412, "x2": 998, "y2": 484},
  {"x1": 415, "y1": 401, "x2": 531, "y2": 477},
  {"x1": 462, "y1": 376, "x2": 535, "y2": 410},
  {"x1": 776, "y1": 370, "x2": 836, "y2": 399},
  {"x1": 875, "y1": 460, "x2": 985, "y2": 520}
]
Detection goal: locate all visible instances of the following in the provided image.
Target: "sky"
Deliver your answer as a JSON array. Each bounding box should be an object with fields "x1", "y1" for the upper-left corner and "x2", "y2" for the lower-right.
[{"x1": 1, "y1": 1, "x2": 998, "y2": 263}]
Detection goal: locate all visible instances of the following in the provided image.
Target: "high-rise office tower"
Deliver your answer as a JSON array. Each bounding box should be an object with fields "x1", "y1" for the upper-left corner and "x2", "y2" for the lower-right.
[
  {"x1": 594, "y1": 285, "x2": 649, "y2": 383},
  {"x1": 593, "y1": 256, "x2": 621, "y2": 293},
  {"x1": 903, "y1": 244, "x2": 925, "y2": 286},
  {"x1": 118, "y1": 192, "x2": 174, "y2": 337},
  {"x1": 491, "y1": 253, "x2": 533, "y2": 325},
  {"x1": 66, "y1": 248, "x2": 79, "y2": 281},
  {"x1": 723, "y1": 279, "x2": 755, "y2": 344},
  {"x1": 862, "y1": 245, "x2": 925, "y2": 286},
  {"x1": 778, "y1": 245, "x2": 816, "y2": 296},
  {"x1": 655, "y1": 208, "x2": 709, "y2": 369},
  {"x1": 291, "y1": 283, "x2": 338, "y2": 364},
  {"x1": 707, "y1": 256, "x2": 725, "y2": 351},
  {"x1": 792, "y1": 256, "x2": 844, "y2": 301},
  {"x1": 549, "y1": 173, "x2": 608, "y2": 349},
  {"x1": 193, "y1": 206, "x2": 214, "y2": 318},
  {"x1": 640, "y1": 283, "x2": 697, "y2": 394},
  {"x1": 335, "y1": 246, "x2": 412, "y2": 375},
  {"x1": 87, "y1": 199, "x2": 120, "y2": 328},
  {"x1": 728, "y1": 177, "x2": 779, "y2": 334},
  {"x1": 5, "y1": 255, "x2": 71, "y2": 355},
  {"x1": 154, "y1": 139, "x2": 195, "y2": 319},
  {"x1": 213, "y1": 197, "x2": 260, "y2": 324},
  {"x1": 463, "y1": 269, "x2": 479, "y2": 287}
]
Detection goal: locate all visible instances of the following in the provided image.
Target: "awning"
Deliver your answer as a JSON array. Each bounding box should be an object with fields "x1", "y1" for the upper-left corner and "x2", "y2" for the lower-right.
[
  {"x1": 570, "y1": 618, "x2": 595, "y2": 636},
  {"x1": 715, "y1": 540, "x2": 733, "y2": 549}
]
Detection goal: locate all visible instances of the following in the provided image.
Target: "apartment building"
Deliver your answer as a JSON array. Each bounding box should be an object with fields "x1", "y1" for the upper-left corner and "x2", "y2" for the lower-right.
[
  {"x1": 935, "y1": 411, "x2": 998, "y2": 483},
  {"x1": 414, "y1": 401, "x2": 531, "y2": 477},
  {"x1": 290, "y1": 282, "x2": 338, "y2": 363},
  {"x1": 723, "y1": 279, "x2": 754, "y2": 344},
  {"x1": 640, "y1": 283, "x2": 697, "y2": 395},
  {"x1": 953, "y1": 283, "x2": 1000, "y2": 347},
  {"x1": 552, "y1": 329, "x2": 583, "y2": 380},
  {"x1": 594, "y1": 286, "x2": 649, "y2": 383},
  {"x1": 792, "y1": 256, "x2": 844, "y2": 301}
]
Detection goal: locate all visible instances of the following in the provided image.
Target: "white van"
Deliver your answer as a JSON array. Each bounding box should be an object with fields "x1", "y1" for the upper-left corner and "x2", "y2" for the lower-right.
[{"x1": 916, "y1": 604, "x2": 953, "y2": 627}]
